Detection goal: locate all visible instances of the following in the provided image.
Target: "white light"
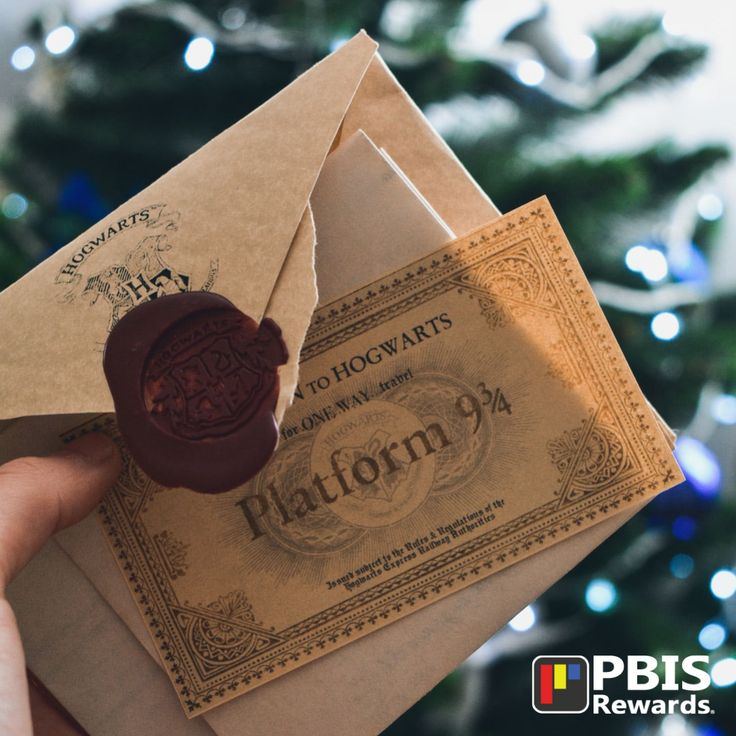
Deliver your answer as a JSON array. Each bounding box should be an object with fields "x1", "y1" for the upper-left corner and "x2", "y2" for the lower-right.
[
  {"x1": 184, "y1": 37, "x2": 214, "y2": 71},
  {"x1": 697, "y1": 193, "x2": 724, "y2": 221},
  {"x1": 662, "y1": 11, "x2": 687, "y2": 37},
  {"x1": 516, "y1": 59, "x2": 545, "y2": 87},
  {"x1": 508, "y1": 605, "x2": 536, "y2": 632},
  {"x1": 1, "y1": 193, "x2": 28, "y2": 219},
  {"x1": 710, "y1": 569, "x2": 736, "y2": 600},
  {"x1": 329, "y1": 37, "x2": 349, "y2": 52},
  {"x1": 712, "y1": 394, "x2": 736, "y2": 425},
  {"x1": 567, "y1": 34, "x2": 596, "y2": 61},
  {"x1": 661, "y1": 714, "x2": 687, "y2": 736},
  {"x1": 220, "y1": 6, "x2": 246, "y2": 30},
  {"x1": 699, "y1": 622, "x2": 727, "y2": 651},
  {"x1": 10, "y1": 45, "x2": 35, "y2": 71},
  {"x1": 711, "y1": 657, "x2": 736, "y2": 687},
  {"x1": 651, "y1": 312, "x2": 681, "y2": 341},
  {"x1": 625, "y1": 244, "x2": 650, "y2": 272},
  {"x1": 641, "y1": 249, "x2": 669, "y2": 282},
  {"x1": 585, "y1": 578, "x2": 617, "y2": 613},
  {"x1": 45, "y1": 25, "x2": 76, "y2": 55}
]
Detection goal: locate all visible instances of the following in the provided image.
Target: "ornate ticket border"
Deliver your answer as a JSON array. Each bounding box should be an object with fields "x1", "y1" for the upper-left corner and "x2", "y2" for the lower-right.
[{"x1": 62, "y1": 197, "x2": 681, "y2": 715}]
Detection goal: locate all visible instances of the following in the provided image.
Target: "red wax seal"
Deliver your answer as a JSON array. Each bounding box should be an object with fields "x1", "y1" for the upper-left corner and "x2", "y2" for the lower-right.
[{"x1": 103, "y1": 292, "x2": 288, "y2": 493}]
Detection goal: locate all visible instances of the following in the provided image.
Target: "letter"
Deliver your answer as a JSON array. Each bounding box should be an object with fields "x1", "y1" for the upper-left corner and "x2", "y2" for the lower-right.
[
  {"x1": 681, "y1": 693, "x2": 696, "y2": 714},
  {"x1": 352, "y1": 456, "x2": 380, "y2": 485},
  {"x1": 378, "y1": 442, "x2": 401, "y2": 474},
  {"x1": 365, "y1": 346, "x2": 383, "y2": 365},
  {"x1": 426, "y1": 421, "x2": 451, "y2": 450},
  {"x1": 401, "y1": 332, "x2": 416, "y2": 349},
  {"x1": 117, "y1": 218, "x2": 130, "y2": 230},
  {"x1": 60, "y1": 264, "x2": 77, "y2": 277},
  {"x1": 412, "y1": 324, "x2": 430, "y2": 343},
  {"x1": 293, "y1": 384, "x2": 304, "y2": 401},
  {"x1": 267, "y1": 482, "x2": 292, "y2": 525},
  {"x1": 682, "y1": 655, "x2": 711, "y2": 691},
  {"x1": 611, "y1": 700, "x2": 626, "y2": 714},
  {"x1": 312, "y1": 472, "x2": 337, "y2": 503},
  {"x1": 627, "y1": 656, "x2": 659, "y2": 690},
  {"x1": 424, "y1": 316, "x2": 442, "y2": 336},
  {"x1": 139, "y1": 208, "x2": 150, "y2": 221},
  {"x1": 235, "y1": 494, "x2": 269, "y2": 540},
  {"x1": 439, "y1": 312, "x2": 452, "y2": 329},
  {"x1": 651, "y1": 701, "x2": 665, "y2": 715},
  {"x1": 628, "y1": 700, "x2": 649, "y2": 714},
  {"x1": 332, "y1": 361, "x2": 351, "y2": 383},
  {"x1": 81, "y1": 242, "x2": 96, "y2": 255},
  {"x1": 379, "y1": 337, "x2": 398, "y2": 355},
  {"x1": 71, "y1": 253, "x2": 85, "y2": 264},
  {"x1": 661, "y1": 654, "x2": 680, "y2": 691},
  {"x1": 290, "y1": 488, "x2": 317, "y2": 518},
  {"x1": 126, "y1": 274, "x2": 153, "y2": 300},
  {"x1": 697, "y1": 699, "x2": 711, "y2": 714},
  {"x1": 330, "y1": 451, "x2": 353, "y2": 495},
  {"x1": 593, "y1": 656, "x2": 625, "y2": 691},
  {"x1": 592, "y1": 694, "x2": 610, "y2": 714}
]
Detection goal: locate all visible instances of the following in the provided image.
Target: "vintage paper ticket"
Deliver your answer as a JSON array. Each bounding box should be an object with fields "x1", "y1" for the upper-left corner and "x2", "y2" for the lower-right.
[{"x1": 60, "y1": 197, "x2": 683, "y2": 715}]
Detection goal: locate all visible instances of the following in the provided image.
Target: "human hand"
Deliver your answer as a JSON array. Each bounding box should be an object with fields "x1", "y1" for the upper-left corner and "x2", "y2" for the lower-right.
[{"x1": 0, "y1": 434, "x2": 121, "y2": 735}]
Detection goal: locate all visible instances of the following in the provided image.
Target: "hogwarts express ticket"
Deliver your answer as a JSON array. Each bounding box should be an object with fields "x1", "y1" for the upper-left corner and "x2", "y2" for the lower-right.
[{"x1": 58, "y1": 197, "x2": 682, "y2": 715}]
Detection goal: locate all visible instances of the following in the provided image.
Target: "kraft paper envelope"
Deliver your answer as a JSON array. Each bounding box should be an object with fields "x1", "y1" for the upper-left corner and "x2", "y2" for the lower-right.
[{"x1": 2, "y1": 31, "x2": 678, "y2": 733}]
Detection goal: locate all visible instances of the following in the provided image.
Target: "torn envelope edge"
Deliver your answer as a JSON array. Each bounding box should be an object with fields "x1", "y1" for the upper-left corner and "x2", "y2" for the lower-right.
[{"x1": 0, "y1": 30, "x2": 498, "y2": 426}]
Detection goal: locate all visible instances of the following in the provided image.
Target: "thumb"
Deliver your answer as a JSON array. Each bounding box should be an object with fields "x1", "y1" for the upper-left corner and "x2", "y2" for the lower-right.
[{"x1": 0, "y1": 433, "x2": 122, "y2": 592}]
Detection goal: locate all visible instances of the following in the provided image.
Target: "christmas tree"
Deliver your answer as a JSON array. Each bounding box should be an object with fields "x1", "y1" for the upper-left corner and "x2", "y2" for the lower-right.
[{"x1": 1, "y1": 2, "x2": 734, "y2": 734}]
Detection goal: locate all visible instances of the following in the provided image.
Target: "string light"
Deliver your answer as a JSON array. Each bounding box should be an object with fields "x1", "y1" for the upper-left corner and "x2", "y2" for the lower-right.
[
  {"x1": 710, "y1": 657, "x2": 736, "y2": 688},
  {"x1": 184, "y1": 37, "x2": 214, "y2": 71},
  {"x1": 10, "y1": 45, "x2": 35, "y2": 71},
  {"x1": 710, "y1": 569, "x2": 736, "y2": 600},
  {"x1": 697, "y1": 193, "x2": 724, "y2": 221},
  {"x1": 585, "y1": 578, "x2": 617, "y2": 612},
  {"x1": 670, "y1": 554, "x2": 694, "y2": 579},
  {"x1": 698, "y1": 622, "x2": 727, "y2": 651},
  {"x1": 515, "y1": 59, "x2": 545, "y2": 86},
  {"x1": 1, "y1": 193, "x2": 28, "y2": 219},
  {"x1": 220, "y1": 6, "x2": 246, "y2": 30},
  {"x1": 45, "y1": 25, "x2": 76, "y2": 55},
  {"x1": 651, "y1": 311, "x2": 681, "y2": 341},
  {"x1": 508, "y1": 605, "x2": 536, "y2": 632},
  {"x1": 675, "y1": 437, "x2": 721, "y2": 497},
  {"x1": 711, "y1": 394, "x2": 736, "y2": 425}
]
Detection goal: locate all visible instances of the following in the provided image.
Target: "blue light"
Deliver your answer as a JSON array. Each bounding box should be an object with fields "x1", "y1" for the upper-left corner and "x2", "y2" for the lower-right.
[
  {"x1": 585, "y1": 578, "x2": 618, "y2": 613},
  {"x1": 711, "y1": 394, "x2": 736, "y2": 425},
  {"x1": 669, "y1": 241, "x2": 709, "y2": 284},
  {"x1": 1, "y1": 193, "x2": 28, "y2": 219},
  {"x1": 670, "y1": 553, "x2": 694, "y2": 579},
  {"x1": 675, "y1": 436, "x2": 721, "y2": 497},
  {"x1": 699, "y1": 622, "x2": 727, "y2": 651},
  {"x1": 710, "y1": 569, "x2": 736, "y2": 600},
  {"x1": 672, "y1": 515, "x2": 697, "y2": 541}
]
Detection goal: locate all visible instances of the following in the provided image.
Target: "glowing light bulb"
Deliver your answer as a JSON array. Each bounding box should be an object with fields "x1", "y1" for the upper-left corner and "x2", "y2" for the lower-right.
[
  {"x1": 710, "y1": 569, "x2": 736, "y2": 600},
  {"x1": 516, "y1": 59, "x2": 545, "y2": 86},
  {"x1": 45, "y1": 26, "x2": 76, "y2": 55},
  {"x1": 585, "y1": 578, "x2": 617, "y2": 613},
  {"x1": 184, "y1": 37, "x2": 214, "y2": 71},
  {"x1": 508, "y1": 605, "x2": 536, "y2": 632},
  {"x1": 651, "y1": 312, "x2": 680, "y2": 341},
  {"x1": 10, "y1": 45, "x2": 35, "y2": 71}
]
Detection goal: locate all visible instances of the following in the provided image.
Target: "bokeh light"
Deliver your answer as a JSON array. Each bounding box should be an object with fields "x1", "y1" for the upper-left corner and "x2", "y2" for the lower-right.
[
  {"x1": 698, "y1": 622, "x2": 727, "y2": 651},
  {"x1": 45, "y1": 26, "x2": 76, "y2": 55},
  {"x1": 184, "y1": 37, "x2": 214, "y2": 71},
  {"x1": 651, "y1": 312, "x2": 681, "y2": 341},
  {"x1": 710, "y1": 657, "x2": 736, "y2": 687},
  {"x1": 10, "y1": 45, "x2": 35, "y2": 71},
  {"x1": 508, "y1": 605, "x2": 536, "y2": 632},
  {"x1": 670, "y1": 553, "x2": 694, "y2": 579},
  {"x1": 710, "y1": 569, "x2": 736, "y2": 600},
  {"x1": 515, "y1": 59, "x2": 545, "y2": 86},
  {"x1": 585, "y1": 578, "x2": 617, "y2": 612}
]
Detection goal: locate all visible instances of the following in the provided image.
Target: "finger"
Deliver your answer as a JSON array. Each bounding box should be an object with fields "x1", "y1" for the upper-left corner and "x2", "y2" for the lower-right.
[
  {"x1": 0, "y1": 599, "x2": 32, "y2": 735},
  {"x1": 0, "y1": 433, "x2": 122, "y2": 592}
]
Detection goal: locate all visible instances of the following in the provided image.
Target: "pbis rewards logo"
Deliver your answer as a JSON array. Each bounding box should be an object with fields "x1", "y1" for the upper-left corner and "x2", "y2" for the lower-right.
[
  {"x1": 532, "y1": 655, "x2": 715, "y2": 716},
  {"x1": 532, "y1": 656, "x2": 589, "y2": 713}
]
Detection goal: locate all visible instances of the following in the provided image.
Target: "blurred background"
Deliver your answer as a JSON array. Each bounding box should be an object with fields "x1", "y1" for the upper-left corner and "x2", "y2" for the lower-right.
[{"x1": 0, "y1": 0, "x2": 734, "y2": 734}]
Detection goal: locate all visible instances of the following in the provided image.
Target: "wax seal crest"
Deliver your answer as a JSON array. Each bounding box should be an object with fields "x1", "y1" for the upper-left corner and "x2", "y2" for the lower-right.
[{"x1": 103, "y1": 291, "x2": 287, "y2": 493}]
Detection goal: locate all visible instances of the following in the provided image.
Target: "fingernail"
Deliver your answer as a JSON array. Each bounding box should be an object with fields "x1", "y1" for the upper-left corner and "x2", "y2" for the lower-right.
[{"x1": 62, "y1": 433, "x2": 118, "y2": 465}]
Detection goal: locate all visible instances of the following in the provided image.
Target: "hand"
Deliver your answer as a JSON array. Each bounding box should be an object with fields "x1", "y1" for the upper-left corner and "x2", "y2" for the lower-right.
[{"x1": 0, "y1": 434, "x2": 121, "y2": 735}]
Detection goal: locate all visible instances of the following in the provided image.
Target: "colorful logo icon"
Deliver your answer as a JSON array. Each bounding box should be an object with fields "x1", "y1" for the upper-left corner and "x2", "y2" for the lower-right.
[{"x1": 532, "y1": 656, "x2": 589, "y2": 713}]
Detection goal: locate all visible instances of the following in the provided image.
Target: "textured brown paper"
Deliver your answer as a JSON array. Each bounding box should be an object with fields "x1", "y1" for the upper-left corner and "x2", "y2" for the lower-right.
[
  {"x1": 53, "y1": 198, "x2": 681, "y2": 716},
  {"x1": 2, "y1": 32, "x2": 680, "y2": 733}
]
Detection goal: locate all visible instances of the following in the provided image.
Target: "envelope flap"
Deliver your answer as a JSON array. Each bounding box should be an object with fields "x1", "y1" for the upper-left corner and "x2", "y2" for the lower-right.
[{"x1": 0, "y1": 32, "x2": 377, "y2": 421}]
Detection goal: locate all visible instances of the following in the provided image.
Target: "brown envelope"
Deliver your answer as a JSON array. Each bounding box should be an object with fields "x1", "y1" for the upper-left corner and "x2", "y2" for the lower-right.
[{"x1": 3, "y1": 31, "x2": 676, "y2": 734}]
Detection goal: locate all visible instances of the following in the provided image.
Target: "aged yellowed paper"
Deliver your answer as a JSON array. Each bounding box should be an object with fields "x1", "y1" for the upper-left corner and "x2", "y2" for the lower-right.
[{"x1": 59, "y1": 197, "x2": 682, "y2": 715}]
